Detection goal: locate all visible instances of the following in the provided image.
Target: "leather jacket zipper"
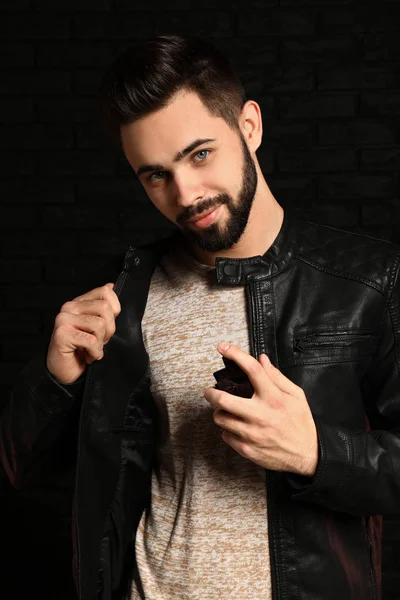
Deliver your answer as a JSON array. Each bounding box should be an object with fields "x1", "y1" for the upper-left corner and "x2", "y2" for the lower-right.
[
  {"x1": 75, "y1": 269, "x2": 129, "y2": 600},
  {"x1": 294, "y1": 332, "x2": 371, "y2": 352},
  {"x1": 246, "y1": 280, "x2": 280, "y2": 600},
  {"x1": 266, "y1": 470, "x2": 280, "y2": 600},
  {"x1": 75, "y1": 369, "x2": 90, "y2": 600},
  {"x1": 365, "y1": 516, "x2": 377, "y2": 600}
]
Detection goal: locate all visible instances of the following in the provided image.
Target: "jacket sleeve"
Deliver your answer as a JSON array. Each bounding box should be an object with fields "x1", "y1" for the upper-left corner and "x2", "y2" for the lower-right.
[
  {"x1": 0, "y1": 255, "x2": 124, "y2": 492},
  {"x1": 0, "y1": 344, "x2": 86, "y2": 490},
  {"x1": 286, "y1": 251, "x2": 400, "y2": 517}
]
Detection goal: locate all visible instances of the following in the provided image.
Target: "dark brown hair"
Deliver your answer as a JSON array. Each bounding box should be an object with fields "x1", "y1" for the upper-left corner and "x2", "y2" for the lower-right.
[{"x1": 97, "y1": 34, "x2": 247, "y2": 154}]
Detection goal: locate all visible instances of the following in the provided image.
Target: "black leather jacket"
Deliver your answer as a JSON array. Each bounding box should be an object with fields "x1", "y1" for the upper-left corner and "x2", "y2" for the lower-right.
[{"x1": 2, "y1": 207, "x2": 400, "y2": 600}]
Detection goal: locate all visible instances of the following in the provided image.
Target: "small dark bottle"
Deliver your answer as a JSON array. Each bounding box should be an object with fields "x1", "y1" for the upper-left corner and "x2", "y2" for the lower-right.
[{"x1": 213, "y1": 355, "x2": 254, "y2": 398}]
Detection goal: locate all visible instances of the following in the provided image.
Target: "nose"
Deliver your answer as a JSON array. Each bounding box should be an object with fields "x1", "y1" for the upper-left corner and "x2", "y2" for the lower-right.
[{"x1": 172, "y1": 170, "x2": 206, "y2": 212}]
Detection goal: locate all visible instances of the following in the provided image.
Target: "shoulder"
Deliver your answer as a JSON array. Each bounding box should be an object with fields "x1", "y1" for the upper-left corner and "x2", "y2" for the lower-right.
[{"x1": 294, "y1": 216, "x2": 400, "y2": 295}]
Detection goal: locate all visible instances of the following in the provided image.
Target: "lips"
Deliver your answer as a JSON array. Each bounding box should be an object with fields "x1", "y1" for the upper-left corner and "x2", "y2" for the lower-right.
[{"x1": 188, "y1": 206, "x2": 219, "y2": 223}]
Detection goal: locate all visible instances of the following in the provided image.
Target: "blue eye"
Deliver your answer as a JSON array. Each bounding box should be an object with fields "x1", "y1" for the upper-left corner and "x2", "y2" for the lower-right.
[
  {"x1": 149, "y1": 171, "x2": 164, "y2": 182},
  {"x1": 148, "y1": 149, "x2": 211, "y2": 183},
  {"x1": 195, "y1": 149, "x2": 210, "y2": 161}
]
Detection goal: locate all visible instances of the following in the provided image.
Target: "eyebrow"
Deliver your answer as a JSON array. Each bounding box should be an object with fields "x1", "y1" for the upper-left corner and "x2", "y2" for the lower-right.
[{"x1": 136, "y1": 137, "x2": 216, "y2": 178}]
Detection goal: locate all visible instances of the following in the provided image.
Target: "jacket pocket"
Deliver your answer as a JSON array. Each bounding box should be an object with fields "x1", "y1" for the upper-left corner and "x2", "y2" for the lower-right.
[{"x1": 292, "y1": 328, "x2": 379, "y2": 365}]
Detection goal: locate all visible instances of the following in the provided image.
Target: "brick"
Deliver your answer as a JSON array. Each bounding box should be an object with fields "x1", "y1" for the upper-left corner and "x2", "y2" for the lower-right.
[
  {"x1": 0, "y1": 44, "x2": 34, "y2": 68},
  {"x1": 74, "y1": 70, "x2": 103, "y2": 95},
  {"x1": 0, "y1": 153, "x2": 35, "y2": 176},
  {"x1": 76, "y1": 123, "x2": 110, "y2": 150},
  {"x1": 2, "y1": 284, "x2": 78, "y2": 309},
  {"x1": 0, "y1": 15, "x2": 70, "y2": 40},
  {"x1": 2, "y1": 125, "x2": 73, "y2": 150},
  {"x1": 255, "y1": 148, "x2": 274, "y2": 173},
  {"x1": 116, "y1": 0, "x2": 276, "y2": 8},
  {"x1": 281, "y1": 38, "x2": 360, "y2": 65},
  {"x1": 0, "y1": 260, "x2": 41, "y2": 283},
  {"x1": 238, "y1": 9, "x2": 315, "y2": 36},
  {"x1": 79, "y1": 232, "x2": 133, "y2": 256},
  {"x1": 262, "y1": 65, "x2": 314, "y2": 92},
  {"x1": 319, "y1": 175, "x2": 396, "y2": 199},
  {"x1": 0, "y1": 233, "x2": 80, "y2": 258},
  {"x1": 278, "y1": 148, "x2": 356, "y2": 172},
  {"x1": 268, "y1": 178, "x2": 314, "y2": 202},
  {"x1": 73, "y1": 13, "x2": 154, "y2": 40},
  {"x1": 0, "y1": 207, "x2": 37, "y2": 229},
  {"x1": 41, "y1": 206, "x2": 117, "y2": 230},
  {"x1": 44, "y1": 258, "x2": 112, "y2": 283},
  {"x1": 37, "y1": 97, "x2": 99, "y2": 123},
  {"x1": 1, "y1": 70, "x2": 71, "y2": 96},
  {"x1": 0, "y1": 98, "x2": 34, "y2": 123},
  {"x1": 265, "y1": 121, "x2": 315, "y2": 147},
  {"x1": 1, "y1": 180, "x2": 75, "y2": 204},
  {"x1": 363, "y1": 34, "x2": 400, "y2": 61},
  {"x1": 206, "y1": 38, "x2": 277, "y2": 67},
  {"x1": 155, "y1": 12, "x2": 234, "y2": 39},
  {"x1": 0, "y1": 0, "x2": 30, "y2": 8},
  {"x1": 36, "y1": 42, "x2": 113, "y2": 68},
  {"x1": 258, "y1": 96, "x2": 276, "y2": 119},
  {"x1": 320, "y1": 7, "x2": 400, "y2": 34},
  {"x1": 116, "y1": 206, "x2": 176, "y2": 232},
  {"x1": 33, "y1": 0, "x2": 112, "y2": 9},
  {"x1": 36, "y1": 151, "x2": 115, "y2": 177},
  {"x1": 77, "y1": 178, "x2": 146, "y2": 203},
  {"x1": 280, "y1": 94, "x2": 356, "y2": 118},
  {"x1": 0, "y1": 312, "x2": 41, "y2": 335},
  {"x1": 281, "y1": 0, "x2": 350, "y2": 3},
  {"x1": 117, "y1": 155, "x2": 145, "y2": 177},
  {"x1": 318, "y1": 65, "x2": 400, "y2": 91},
  {"x1": 361, "y1": 92, "x2": 400, "y2": 116},
  {"x1": 361, "y1": 148, "x2": 400, "y2": 170},
  {"x1": 297, "y1": 203, "x2": 359, "y2": 229},
  {"x1": 318, "y1": 122, "x2": 395, "y2": 145}
]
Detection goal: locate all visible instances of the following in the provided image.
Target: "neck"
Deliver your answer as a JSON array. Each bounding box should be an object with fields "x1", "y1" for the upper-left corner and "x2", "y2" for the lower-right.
[{"x1": 180, "y1": 175, "x2": 285, "y2": 267}]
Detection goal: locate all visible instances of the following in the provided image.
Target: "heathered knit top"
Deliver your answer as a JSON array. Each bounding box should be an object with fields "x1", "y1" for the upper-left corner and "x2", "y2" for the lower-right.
[{"x1": 130, "y1": 239, "x2": 272, "y2": 600}]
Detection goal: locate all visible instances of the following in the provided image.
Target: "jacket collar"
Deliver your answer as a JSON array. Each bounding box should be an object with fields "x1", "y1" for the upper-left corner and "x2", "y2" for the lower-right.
[{"x1": 123, "y1": 205, "x2": 298, "y2": 285}]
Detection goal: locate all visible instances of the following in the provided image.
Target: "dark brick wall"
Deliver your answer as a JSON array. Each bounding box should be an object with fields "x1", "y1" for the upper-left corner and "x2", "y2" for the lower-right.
[{"x1": 1, "y1": 0, "x2": 400, "y2": 598}]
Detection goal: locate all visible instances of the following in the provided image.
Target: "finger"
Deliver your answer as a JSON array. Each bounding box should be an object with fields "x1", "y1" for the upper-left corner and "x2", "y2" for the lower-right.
[
  {"x1": 55, "y1": 312, "x2": 110, "y2": 345},
  {"x1": 60, "y1": 299, "x2": 116, "y2": 343},
  {"x1": 204, "y1": 387, "x2": 256, "y2": 420},
  {"x1": 74, "y1": 284, "x2": 121, "y2": 318},
  {"x1": 53, "y1": 325, "x2": 104, "y2": 362},
  {"x1": 213, "y1": 408, "x2": 247, "y2": 439},
  {"x1": 221, "y1": 430, "x2": 251, "y2": 460},
  {"x1": 259, "y1": 354, "x2": 302, "y2": 397},
  {"x1": 217, "y1": 342, "x2": 276, "y2": 398}
]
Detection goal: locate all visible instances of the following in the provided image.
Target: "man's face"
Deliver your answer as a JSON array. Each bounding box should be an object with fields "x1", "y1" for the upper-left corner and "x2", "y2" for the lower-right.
[{"x1": 121, "y1": 90, "x2": 258, "y2": 253}]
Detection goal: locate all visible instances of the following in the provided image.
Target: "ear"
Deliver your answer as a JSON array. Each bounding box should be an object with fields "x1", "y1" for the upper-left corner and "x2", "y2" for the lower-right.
[{"x1": 239, "y1": 100, "x2": 263, "y2": 153}]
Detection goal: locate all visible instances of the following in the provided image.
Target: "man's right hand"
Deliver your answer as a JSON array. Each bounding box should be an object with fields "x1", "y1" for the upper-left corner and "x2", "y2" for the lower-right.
[{"x1": 46, "y1": 283, "x2": 122, "y2": 384}]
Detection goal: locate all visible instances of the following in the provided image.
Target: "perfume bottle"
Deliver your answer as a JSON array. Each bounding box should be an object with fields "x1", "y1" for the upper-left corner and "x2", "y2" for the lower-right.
[{"x1": 212, "y1": 355, "x2": 254, "y2": 398}]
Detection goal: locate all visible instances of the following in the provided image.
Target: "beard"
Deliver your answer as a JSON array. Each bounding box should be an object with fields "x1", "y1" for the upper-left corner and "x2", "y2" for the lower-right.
[{"x1": 177, "y1": 131, "x2": 258, "y2": 253}]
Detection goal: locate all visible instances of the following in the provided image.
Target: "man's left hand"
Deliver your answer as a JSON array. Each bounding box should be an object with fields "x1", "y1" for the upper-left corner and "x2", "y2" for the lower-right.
[{"x1": 204, "y1": 342, "x2": 319, "y2": 477}]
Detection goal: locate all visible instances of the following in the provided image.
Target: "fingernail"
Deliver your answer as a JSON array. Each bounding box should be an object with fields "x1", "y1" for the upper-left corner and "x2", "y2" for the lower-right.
[
  {"x1": 263, "y1": 354, "x2": 271, "y2": 366},
  {"x1": 219, "y1": 343, "x2": 230, "y2": 352}
]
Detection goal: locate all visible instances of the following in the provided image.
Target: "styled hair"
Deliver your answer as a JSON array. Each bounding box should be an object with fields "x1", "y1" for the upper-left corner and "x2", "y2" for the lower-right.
[{"x1": 96, "y1": 34, "x2": 247, "y2": 154}]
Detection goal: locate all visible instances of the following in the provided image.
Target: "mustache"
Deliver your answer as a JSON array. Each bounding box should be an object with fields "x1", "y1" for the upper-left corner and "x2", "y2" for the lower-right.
[{"x1": 179, "y1": 195, "x2": 229, "y2": 224}]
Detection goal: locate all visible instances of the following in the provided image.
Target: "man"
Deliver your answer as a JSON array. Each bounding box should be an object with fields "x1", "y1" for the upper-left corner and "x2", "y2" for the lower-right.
[{"x1": 1, "y1": 34, "x2": 400, "y2": 600}]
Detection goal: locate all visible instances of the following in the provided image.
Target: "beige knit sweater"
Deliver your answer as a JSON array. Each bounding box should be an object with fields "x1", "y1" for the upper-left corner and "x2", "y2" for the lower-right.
[{"x1": 131, "y1": 240, "x2": 272, "y2": 600}]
